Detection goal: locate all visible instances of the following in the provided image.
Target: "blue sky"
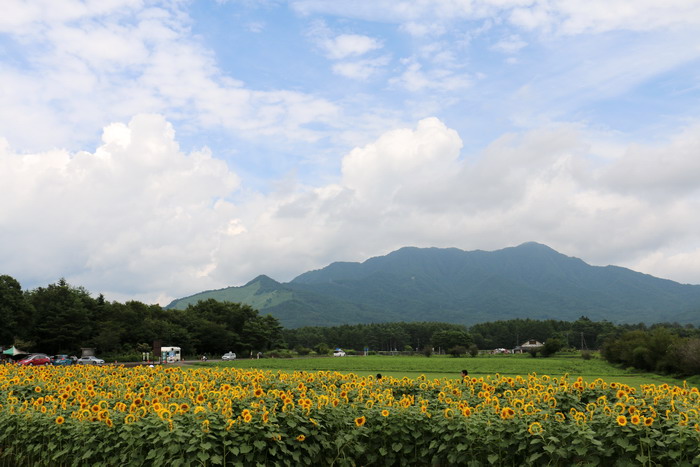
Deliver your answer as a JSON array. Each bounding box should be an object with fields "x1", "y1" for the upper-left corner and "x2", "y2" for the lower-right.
[{"x1": 1, "y1": 0, "x2": 700, "y2": 304}]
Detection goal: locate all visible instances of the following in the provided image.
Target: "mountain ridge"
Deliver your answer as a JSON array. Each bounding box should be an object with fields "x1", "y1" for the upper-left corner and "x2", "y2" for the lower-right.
[{"x1": 166, "y1": 243, "x2": 700, "y2": 328}]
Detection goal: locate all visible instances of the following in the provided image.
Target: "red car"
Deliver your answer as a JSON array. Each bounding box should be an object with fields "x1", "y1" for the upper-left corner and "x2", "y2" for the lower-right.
[{"x1": 18, "y1": 354, "x2": 52, "y2": 366}]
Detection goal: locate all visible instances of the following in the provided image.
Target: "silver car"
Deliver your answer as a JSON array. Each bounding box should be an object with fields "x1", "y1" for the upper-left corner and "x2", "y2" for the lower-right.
[
  {"x1": 77, "y1": 356, "x2": 105, "y2": 365},
  {"x1": 221, "y1": 352, "x2": 236, "y2": 360}
]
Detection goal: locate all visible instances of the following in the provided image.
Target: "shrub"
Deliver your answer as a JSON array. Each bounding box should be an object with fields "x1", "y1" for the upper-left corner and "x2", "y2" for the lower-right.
[{"x1": 540, "y1": 338, "x2": 564, "y2": 358}]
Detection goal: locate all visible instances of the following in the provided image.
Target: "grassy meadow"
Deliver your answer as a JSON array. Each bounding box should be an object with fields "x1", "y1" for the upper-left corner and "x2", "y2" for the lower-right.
[{"x1": 203, "y1": 353, "x2": 695, "y2": 390}]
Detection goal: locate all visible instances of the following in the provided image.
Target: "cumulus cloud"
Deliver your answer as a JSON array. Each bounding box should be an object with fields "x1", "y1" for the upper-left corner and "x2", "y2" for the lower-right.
[
  {"x1": 218, "y1": 117, "x2": 700, "y2": 294},
  {"x1": 0, "y1": 114, "x2": 241, "y2": 302},
  {"x1": 4, "y1": 115, "x2": 700, "y2": 303}
]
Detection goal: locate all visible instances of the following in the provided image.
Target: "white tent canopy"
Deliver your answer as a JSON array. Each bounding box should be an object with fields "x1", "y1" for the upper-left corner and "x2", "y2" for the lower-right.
[{"x1": 2, "y1": 346, "x2": 29, "y2": 356}]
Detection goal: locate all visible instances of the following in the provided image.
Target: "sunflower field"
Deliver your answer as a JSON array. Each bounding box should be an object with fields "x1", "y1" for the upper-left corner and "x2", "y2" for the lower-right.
[{"x1": 1, "y1": 364, "x2": 699, "y2": 466}]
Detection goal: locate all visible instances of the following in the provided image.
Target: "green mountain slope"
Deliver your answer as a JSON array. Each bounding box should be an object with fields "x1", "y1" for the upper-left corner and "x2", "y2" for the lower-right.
[{"x1": 166, "y1": 243, "x2": 700, "y2": 327}]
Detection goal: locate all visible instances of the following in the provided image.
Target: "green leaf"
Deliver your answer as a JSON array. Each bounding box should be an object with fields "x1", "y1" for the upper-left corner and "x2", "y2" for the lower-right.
[
  {"x1": 239, "y1": 445, "x2": 252, "y2": 454},
  {"x1": 616, "y1": 438, "x2": 630, "y2": 449},
  {"x1": 487, "y1": 454, "x2": 499, "y2": 464},
  {"x1": 254, "y1": 440, "x2": 266, "y2": 450},
  {"x1": 392, "y1": 443, "x2": 403, "y2": 452}
]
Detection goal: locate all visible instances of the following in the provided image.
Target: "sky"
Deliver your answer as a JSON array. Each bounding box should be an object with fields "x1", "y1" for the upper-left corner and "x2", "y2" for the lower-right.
[{"x1": 1, "y1": 0, "x2": 700, "y2": 305}]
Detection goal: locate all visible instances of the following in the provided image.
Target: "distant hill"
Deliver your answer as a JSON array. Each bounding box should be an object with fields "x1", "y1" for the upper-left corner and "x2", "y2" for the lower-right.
[{"x1": 166, "y1": 242, "x2": 700, "y2": 328}]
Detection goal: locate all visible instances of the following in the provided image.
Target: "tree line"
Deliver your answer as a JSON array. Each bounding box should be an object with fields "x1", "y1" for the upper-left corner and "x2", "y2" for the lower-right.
[
  {"x1": 3, "y1": 274, "x2": 700, "y2": 376},
  {"x1": 0, "y1": 275, "x2": 283, "y2": 359}
]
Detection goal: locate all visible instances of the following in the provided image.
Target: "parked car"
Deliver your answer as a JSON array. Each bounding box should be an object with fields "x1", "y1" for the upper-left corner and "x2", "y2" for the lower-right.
[
  {"x1": 52, "y1": 354, "x2": 73, "y2": 366},
  {"x1": 333, "y1": 349, "x2": 346, "y2": 357},
  {"x1": 221, "y1": 352, "x2": 236, "y2": 360},
  {"x1": 18, "y1": 354, "x2": 52, "y2": 366},
  {"x1": 77, "y1": 356, "x2": 105, "y2": 365}
]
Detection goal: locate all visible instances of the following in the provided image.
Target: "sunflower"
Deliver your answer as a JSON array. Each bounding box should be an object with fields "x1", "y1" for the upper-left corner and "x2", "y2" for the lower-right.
[
  {"x1": 55, "y1": 416, "x2": 65, "y2": 425},
  {"x1": 617, "y1": 415, "x2": 628, "y2": 426},
  {"x1": 355, "y1": 416, "x2": 366, "y2": 427},
  {"x1": 528, "y1": 422, "x2": 543, "y2": 435},
  {"x1": 381, "y1": 410, "x2": 390, "y2": 417},
  {"x1": 500, "y1": 407, "x2": 515, "y2": 420},
  {"x1": 644, "y1": 417, "x2": 653, "y2": 427},
  {"x1": 630, "y1": 415, "x2": 640, "y2": 425},
  {"x1": 296, "y1": 435, "x2": 306, "y2": 442}
]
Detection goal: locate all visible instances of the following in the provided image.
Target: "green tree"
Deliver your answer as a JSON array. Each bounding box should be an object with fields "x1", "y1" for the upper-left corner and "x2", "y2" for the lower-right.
[
  {"x1": 431, "y1": 330, "x2": 473, "y2": 353},
  {"x1": 0, "y1": 275, "x2": 34, "y2": 344},
  {"x1": 540, "y1": 338, "x2": 565, "y2": 357},
  {"x1": 27, "y1": 279, "x2": 96, "y2": 354}
]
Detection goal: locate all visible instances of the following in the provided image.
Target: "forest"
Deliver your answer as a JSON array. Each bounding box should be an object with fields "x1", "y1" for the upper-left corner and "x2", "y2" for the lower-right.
[{"x1": 2, "y1": 275, "x2": 700, "y2": 375}]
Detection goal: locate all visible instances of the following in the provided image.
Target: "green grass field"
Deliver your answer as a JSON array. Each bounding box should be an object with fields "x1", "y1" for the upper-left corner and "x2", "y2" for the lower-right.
[{"x1": 198, "y1": 354, "x2": 698, "y2": 390}]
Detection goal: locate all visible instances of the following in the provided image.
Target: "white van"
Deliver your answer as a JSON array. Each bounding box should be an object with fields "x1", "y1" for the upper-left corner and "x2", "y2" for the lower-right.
[{"x1": 161, "y1": 346, "x2": 181, "y2": 362}]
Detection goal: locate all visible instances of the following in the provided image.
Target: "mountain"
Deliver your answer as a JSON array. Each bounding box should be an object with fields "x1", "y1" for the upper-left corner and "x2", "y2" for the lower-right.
[{"x1": 166, "y1": 242, "x2": 700, "y2": 328}]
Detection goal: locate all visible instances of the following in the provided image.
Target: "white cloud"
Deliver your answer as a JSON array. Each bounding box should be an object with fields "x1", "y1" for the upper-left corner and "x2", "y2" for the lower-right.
[
  {"x1": 293, "y1": 0, "x2": 700, "y2": 35},
  {"x1": 214, "y1": 117, "x2": 700, "y2": 292},
  {"x1": 320, "y1": 33, "x2": 382, "y2": 59},
  {"x1": 510, "y1": 0, "x2": 700, "y2": 35},
  {"x1": 0, "y1": 114, "x2": 241, "y2": 299},
  {"x1": 341, "y1": 117, "x2": 462, "y2": 199},
  {"x1": 390, "y1": 60, "x2": 471, "y2": 92},
  {"x1": 5, "y1": 115, "x2": 700, "y2": 303},
  {"x1": 492, "y1": 34, "x2": 527, "y2": 54},
  {"x1": 0, "y1": 1, "x2": 339, "y2": 152},
  {"x1": 598, "y1": 124, "x2": 700, "y2": 198},
  {"x1": 332, "y1": 56, "x2": 390, "y2": 79}
]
